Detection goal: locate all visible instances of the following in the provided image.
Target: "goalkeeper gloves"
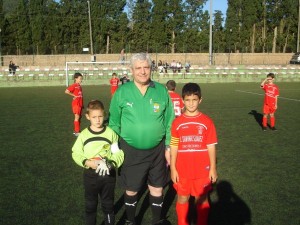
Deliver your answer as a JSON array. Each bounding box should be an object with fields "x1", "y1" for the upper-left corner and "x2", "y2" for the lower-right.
[{"x1": 95, "y1": 159, "x2": 110, "y2": 176}]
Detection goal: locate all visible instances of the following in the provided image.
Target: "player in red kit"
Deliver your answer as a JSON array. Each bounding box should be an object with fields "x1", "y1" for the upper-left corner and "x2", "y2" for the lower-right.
[
  {"x1": 65, "y1": 73, "x2": 84, "y2": 137},
  {"x1": 260, "y1": 73, "x2": 279, "y2": 131},
  {"x1": 166, "y1": 80, "x2": 184, "y2": 117},
  {"x1": 170, "y1": 83, "x2": 218, "y2": 225},
  {"x1": 109, "y1": 73, "x2": 120, "y2": 97}
]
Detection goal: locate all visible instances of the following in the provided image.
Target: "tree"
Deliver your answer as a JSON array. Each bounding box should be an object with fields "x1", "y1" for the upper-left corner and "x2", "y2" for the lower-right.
[
  {"x1": 181, "y1": 0, "x2": 207, "y2": 53},
  {"x1": 165, "y1": 0, "x2": 185, "y2": 53},
  {"x1": 28, "y1": 0, "x2": 46, "y2": 54},
  {"x1": 213, "y1": 10, "x2": 225, "y2": 53},
  {"x1": 90, "y1": 0, "x2": 127, "y2": 54},
  {"x1": 130, "y1": 0, "x2": 152, "y2": 52},
  {"x1": 150, "y1": 0, "x2": 168, "y2": 53}
]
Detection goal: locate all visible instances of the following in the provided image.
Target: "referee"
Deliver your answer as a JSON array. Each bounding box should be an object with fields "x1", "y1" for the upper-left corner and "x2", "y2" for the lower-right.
[{"x1": 109, "y1": 53, "x2": 175, "y2": 225}]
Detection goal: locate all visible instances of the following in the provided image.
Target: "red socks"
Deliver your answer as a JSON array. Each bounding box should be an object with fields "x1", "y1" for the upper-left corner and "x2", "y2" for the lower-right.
[
  {"x1": 176, "y1": 202, "x2": 189, "y2": 225},
  {"x1": 74, "y1": 120, "x2": 80, "y2": 133},
  {"x1": 270, "y1": 116, "x2": 275, "y2": 127},
  {"x1": 262, "y1": 117, "x2": 267, "y2": 127},
  {"x1": 262, "y1": 116, "x2": 276, "y2": 128},
  {"x1": 196, "y1": 201, "x2": 210, "y2": 225},
  {"x1": 176, "y1": 201, "x2": 210, "y2": 225}
]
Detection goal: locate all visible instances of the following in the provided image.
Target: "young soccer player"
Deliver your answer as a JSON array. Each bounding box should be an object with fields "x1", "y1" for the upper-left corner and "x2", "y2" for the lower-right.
[
  {"x1": 109, "y1": 73, "x2": 120, "y2": 96},
  {"x1": 166, "y1": 80, "x2": 184, "y2": 117},
  {"x1": 260, "y1": 73, "x2": 280, "y2": 131},
  {"x1": 72, "y1": 100, "x2": 124, "y2": 225},
  {"x1": 65, "y1": 72, "x2": 83, "y2": 136},
  {"x1": 120, "y1": 72, "x2": 130, "y2": 85},
  {"x1": 170, "y1": 83, "x2": 218, "y2": 225}
]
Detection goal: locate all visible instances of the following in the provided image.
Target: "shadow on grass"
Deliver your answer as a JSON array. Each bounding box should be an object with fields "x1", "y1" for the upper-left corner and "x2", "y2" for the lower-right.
[
  {"x1": 208, "y1": 180, "x2": 251, "y2": 225},
  {"x1": 248, "y1": 109, "x2": 263, "y2": 128}
]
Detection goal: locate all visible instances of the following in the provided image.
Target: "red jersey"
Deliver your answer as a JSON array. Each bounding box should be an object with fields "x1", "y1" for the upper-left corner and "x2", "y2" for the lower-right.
[
  {"x1": 261, "y1": 83, "x2": 279, "y2": 106},
  {"x1": 169, "y1": 91, "x2": 184, "y2": 117},
  {"x1": 67, "y1": 83, "x2": 83, "y2": 107},
  {"x1": 110, "y1": 77, "x2": 120, "y2": 95},
  {"x1": 170, "y1": 113, "x2": 217, "y2": 179}
]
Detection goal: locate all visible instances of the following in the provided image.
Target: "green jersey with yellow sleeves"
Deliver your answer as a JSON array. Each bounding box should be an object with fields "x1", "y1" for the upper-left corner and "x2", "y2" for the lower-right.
[
  {"x1": 109, "y1": 81, "x2": 175, "y2": 150},
  {"x1": 72, "y1": 126, "x2": 124, "y2": 168}
]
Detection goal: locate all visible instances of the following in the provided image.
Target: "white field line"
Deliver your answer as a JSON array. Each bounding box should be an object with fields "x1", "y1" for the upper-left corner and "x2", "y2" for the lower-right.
[{"x1": 235, "y1": 90, "x2": 300, "y2": 102}]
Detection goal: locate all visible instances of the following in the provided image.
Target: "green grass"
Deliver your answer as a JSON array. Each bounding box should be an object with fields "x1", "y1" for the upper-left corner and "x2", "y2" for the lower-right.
[{"x1": 0, "y1": 82, "x2": 299, "y2": 225}]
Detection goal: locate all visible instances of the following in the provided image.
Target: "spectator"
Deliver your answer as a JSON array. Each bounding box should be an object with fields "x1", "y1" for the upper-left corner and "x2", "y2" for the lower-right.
[
  {"x1": 185, "y1": 61, "x2": 191, "y2": 73},
  {"x1": 109, "y1": 53, "x2": 175, "y2": 225},
  {"x1": 158, "y1": 60, "x2": 163, "y2": 67},
  {"x1": 9, "y1": 61, "x2": 18, "y2": 75},
  {"x1": 170, "y1": 60, "x2": 177, "y2": 73},
  {"x1": 120, "y1": 49, "x2": 125, "y2": 65},
  {"x1": 158, "y1": 60, "x2": 164, "y2": 73},
  {"x1": 151, "y1": 60, "x2": 157, "y2": 72},
  {"x1": 163, "y1": 61, "x2": 169, "y2": 73},
  {"x1": 120, "y1": 72, "x2": 130, "y2": 85},
  {"x1": 176, "y1": 61, "x2": 182, "y2": 73}
]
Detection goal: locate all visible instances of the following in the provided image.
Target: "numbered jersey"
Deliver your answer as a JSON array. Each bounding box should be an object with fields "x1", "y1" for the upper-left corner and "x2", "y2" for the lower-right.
[{"x1": 169, "y1": 91, "x2": 184, "y2": 117}]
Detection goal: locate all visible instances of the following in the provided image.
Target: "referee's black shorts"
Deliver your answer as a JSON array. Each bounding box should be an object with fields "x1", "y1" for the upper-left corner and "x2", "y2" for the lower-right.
[{"x1": 119, "y1": 138, "x2": 168, "y2": 192}]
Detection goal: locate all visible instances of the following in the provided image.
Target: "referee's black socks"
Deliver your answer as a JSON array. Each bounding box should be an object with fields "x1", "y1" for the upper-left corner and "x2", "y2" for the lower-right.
[
  {"x1": 124, "y1": 193, "x2": 138, "y2": 223},
  {"x1": 149, "y1": 195, "x2": 163, "y2": 225}
]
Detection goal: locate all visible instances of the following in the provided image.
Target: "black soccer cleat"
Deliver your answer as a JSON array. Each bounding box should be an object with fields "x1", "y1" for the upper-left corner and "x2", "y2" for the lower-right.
[
  {"x1": 125, "y1": 220, "x2": 135, "y2": 225},
  {"x1": 270, "y1": 127, "x2": 277, "y2": 131},
  {"x1": 262, "y1": 127, "x2": 267, "y2": 131}
]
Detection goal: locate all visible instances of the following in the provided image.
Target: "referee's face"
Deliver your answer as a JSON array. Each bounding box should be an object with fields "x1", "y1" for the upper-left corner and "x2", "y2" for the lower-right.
[{"x1": 131, "y1": 60, "x2": 151, "y2": 86}]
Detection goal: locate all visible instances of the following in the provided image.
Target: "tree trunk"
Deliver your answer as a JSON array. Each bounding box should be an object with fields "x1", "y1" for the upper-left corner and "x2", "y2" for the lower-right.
[
  {"x1": 283, "y1": 25, "x2": 290, "y2": 53},
  {"x1": 251, "y1": 24, "x2": 256, "y2": 53},
  {"x1": 106, "y1": 35, "x2": 110, "y2": 54},
  {"x1": 171, "y1": 30, "x2": 175, "y2": 53},
  {"x1": 272, "y1": 27, "x2": 277, "y2": 53},
  {"x1": 262, "y1": 0, "x2": 266, "y2": 53}
]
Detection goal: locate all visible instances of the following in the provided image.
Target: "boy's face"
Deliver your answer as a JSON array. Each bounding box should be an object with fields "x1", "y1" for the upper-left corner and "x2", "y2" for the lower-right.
[
  {"x1": 86, "y1": 109, "x2": 105, "y2": 131},
  {"x1": 267, "y1": 77, "x2": 274, "y2": 83},
  {"x1": 183, "y1": 94, "x2": 202, "y2": 114},
  {"x1": 75, "y1": 76, "x2": 83, "y2": 84}
]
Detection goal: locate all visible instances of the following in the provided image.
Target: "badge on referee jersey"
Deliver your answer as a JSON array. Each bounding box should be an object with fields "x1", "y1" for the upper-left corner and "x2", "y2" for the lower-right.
[{"x1": 153, "y1": 103, "x2": 160, "y2": 112}]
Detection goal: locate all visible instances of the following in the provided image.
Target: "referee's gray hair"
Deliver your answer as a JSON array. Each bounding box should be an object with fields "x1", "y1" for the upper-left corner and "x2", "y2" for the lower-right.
[{"x1": 130, "y1": 53, "x2": 152, "y2": 68}]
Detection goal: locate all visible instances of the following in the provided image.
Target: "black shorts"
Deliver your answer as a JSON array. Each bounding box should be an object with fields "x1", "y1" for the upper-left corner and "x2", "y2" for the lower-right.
[{"x1": 119, "y1": 138, "x2": 168, "y2": 192}]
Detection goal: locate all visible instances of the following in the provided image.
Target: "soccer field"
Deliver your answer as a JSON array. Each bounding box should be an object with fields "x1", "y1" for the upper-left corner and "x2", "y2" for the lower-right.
[{"x1": 0, "y1": 82, "x2": 299, "y2": 225}]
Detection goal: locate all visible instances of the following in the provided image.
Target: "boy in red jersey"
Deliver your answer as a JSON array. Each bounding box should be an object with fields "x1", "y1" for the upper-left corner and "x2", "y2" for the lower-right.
[
  {"x1": 166, "y1": 80, "x2": 184, "y2": 117},
  {"x1": 109, "y1": 73, "x2": 120, "y2": 96},
  {"x1": 170, "y1": 83, "x2": 218, "y2": 225},
  {"x1": 260, "y1": 73, "x2": 279, "y2": 131},
  {"x1": 65, "y1": 73, "x2": 84, "y2": 136}
]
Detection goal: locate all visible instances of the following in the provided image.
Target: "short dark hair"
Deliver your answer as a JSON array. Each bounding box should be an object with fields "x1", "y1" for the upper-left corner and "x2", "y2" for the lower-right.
[
  {"x1": 86, "y1": 100, "x2": 105, "y2": 115},
  {"x1": 182, "y1": 83, "x2": 202, "y2": 99},
  {"x1": 166, "y1": 80, "x2": 176, "y2": 91},
  {"x1": 267, "y1": 73, "x2": 275, "y2": 79},
  {"x1": 74, "y1": 72, "x2": 83, "y2": 79}
]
